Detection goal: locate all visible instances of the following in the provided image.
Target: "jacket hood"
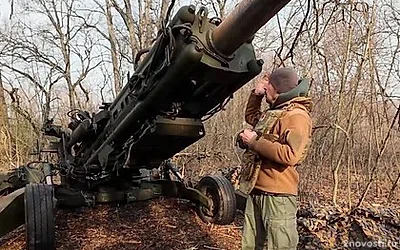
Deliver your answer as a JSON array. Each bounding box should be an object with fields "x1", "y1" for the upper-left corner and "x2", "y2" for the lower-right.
[
  {"x1": 275, "y1": 96, "x2": 313, "y2": 113},
  {"x1": 271, "y1": 78, "x2": 313, "y2": 112}
]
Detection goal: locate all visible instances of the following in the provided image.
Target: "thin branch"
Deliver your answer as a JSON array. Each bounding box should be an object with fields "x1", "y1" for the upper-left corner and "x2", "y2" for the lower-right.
[{"x1": 284, "y1": 0, "x2": 312, "y2": 64}]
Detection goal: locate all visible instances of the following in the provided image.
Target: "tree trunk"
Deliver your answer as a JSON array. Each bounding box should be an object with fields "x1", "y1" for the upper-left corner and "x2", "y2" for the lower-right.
[{"x1": 105, "y1": 0, "x2": 122, "y2": 95}]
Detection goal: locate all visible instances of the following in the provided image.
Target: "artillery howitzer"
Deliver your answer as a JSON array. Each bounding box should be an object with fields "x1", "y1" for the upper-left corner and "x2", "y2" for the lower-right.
[{"x1": 0, "y1": 0, "x2": 290, "y2": 248}]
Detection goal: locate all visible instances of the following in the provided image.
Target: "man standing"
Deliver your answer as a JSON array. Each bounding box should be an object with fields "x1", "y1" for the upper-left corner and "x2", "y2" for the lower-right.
[{"x1": 238, "y1": 67, "x2": 313, "y2": 250}]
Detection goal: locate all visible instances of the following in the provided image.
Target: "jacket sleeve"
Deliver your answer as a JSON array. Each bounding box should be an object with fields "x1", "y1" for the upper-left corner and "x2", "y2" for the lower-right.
[
  {"x1": 244, "y1": 90, "x2": 263, "y2": 127},
  {"x1": 247, "y1": 112, "x2": 311, "y2": 166}
]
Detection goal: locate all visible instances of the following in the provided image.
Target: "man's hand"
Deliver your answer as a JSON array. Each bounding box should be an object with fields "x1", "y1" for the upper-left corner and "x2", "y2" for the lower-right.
[
  {"x1": 240, "y1": 129, "x2": 258, "y2": 145},
  {"x1": 254, "y1": 73, "x2": 270, "y2": 96}
]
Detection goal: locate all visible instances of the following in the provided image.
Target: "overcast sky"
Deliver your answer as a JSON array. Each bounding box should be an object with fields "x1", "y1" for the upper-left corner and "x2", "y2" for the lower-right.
[{"x1": 0, "y1": 0, "x2": 11, "y2": 25}]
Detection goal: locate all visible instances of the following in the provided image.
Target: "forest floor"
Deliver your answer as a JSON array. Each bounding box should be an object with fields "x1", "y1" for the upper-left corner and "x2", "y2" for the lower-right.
[
  {"x1": 1, "y1": 198, "x2": 243, "y2": 250},
  {"x1": 1, "y1": 158, "x2": 400, "y2": 249},
  {"x1": 1, "y1": 196, "x2": 399, "y2": 250}
]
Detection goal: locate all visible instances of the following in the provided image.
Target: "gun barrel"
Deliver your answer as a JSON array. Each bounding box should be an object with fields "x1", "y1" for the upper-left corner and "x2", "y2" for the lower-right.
[{"x1": 211, "y1": 0, "x2": 290, "y2": 56}]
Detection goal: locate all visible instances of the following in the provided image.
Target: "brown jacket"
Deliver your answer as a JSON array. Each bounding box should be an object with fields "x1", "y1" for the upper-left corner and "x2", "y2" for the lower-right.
[{"x1": 245, "y1": 91, "x2": 312, "y2": 195}]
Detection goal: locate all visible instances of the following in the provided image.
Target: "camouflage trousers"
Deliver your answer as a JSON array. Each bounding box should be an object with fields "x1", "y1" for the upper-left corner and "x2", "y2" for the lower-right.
[{"x1": 241, "y1": 192, "x2": 298, "y2": 250}]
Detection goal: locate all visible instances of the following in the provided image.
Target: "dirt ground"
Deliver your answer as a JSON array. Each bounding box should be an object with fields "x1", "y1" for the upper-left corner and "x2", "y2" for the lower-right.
[
  {"x1": 1, "y1": 196, "x2": 400, "y2": 250},
  {"x1": 0, "y1": 198, "x2": 244, "y2": 250}
]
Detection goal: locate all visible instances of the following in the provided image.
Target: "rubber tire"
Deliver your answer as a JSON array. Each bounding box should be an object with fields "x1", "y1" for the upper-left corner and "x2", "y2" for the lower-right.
[
  {"x1": 24, "y1": 183, "x2": 55, "y2": 250},
  {"x1": 196, "y1": 175, "x2": 236, "y2": 225}
]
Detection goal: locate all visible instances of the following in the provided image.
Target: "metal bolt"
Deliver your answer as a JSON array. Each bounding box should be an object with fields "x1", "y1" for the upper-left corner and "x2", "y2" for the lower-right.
[{"x1": 188, "y1": 5, "x2": 195, "y2": 14}]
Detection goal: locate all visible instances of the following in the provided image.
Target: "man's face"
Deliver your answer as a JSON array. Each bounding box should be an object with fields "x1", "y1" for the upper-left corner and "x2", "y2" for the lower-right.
[{"x1": 261, "y1": 74, "x2": 278, "y2": 105}]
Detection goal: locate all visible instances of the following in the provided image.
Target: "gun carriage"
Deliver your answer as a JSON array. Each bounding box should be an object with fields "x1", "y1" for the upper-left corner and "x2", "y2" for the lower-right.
[{"x1": 0, "y1": 0, "x2": 290, "y2": 248}]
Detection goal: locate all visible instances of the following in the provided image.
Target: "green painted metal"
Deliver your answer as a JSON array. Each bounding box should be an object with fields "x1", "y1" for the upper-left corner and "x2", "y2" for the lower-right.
[
  {"x1": 0, "y1": 188, "x2": 25, "y2": 237},
  {"x1": 54, "y1": 180, "x2": 210, "y2": 208},
  {"x1": 181, "y1": 187, "x2": 210, "y2": 208}
]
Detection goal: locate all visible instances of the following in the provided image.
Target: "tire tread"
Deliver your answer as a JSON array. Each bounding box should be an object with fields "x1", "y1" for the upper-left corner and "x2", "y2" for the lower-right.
[
  {"x1": 24, "y1": 183, "x2": 55, "y2": 250},
  {"x1": 197, "y1": 175, "x2": 236, "y2": 225}
]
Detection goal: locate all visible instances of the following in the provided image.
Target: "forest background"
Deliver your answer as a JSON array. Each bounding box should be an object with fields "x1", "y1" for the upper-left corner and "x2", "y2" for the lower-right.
[{"x1": 0, "y1": 0, "x2": 399, "y2": 210}]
